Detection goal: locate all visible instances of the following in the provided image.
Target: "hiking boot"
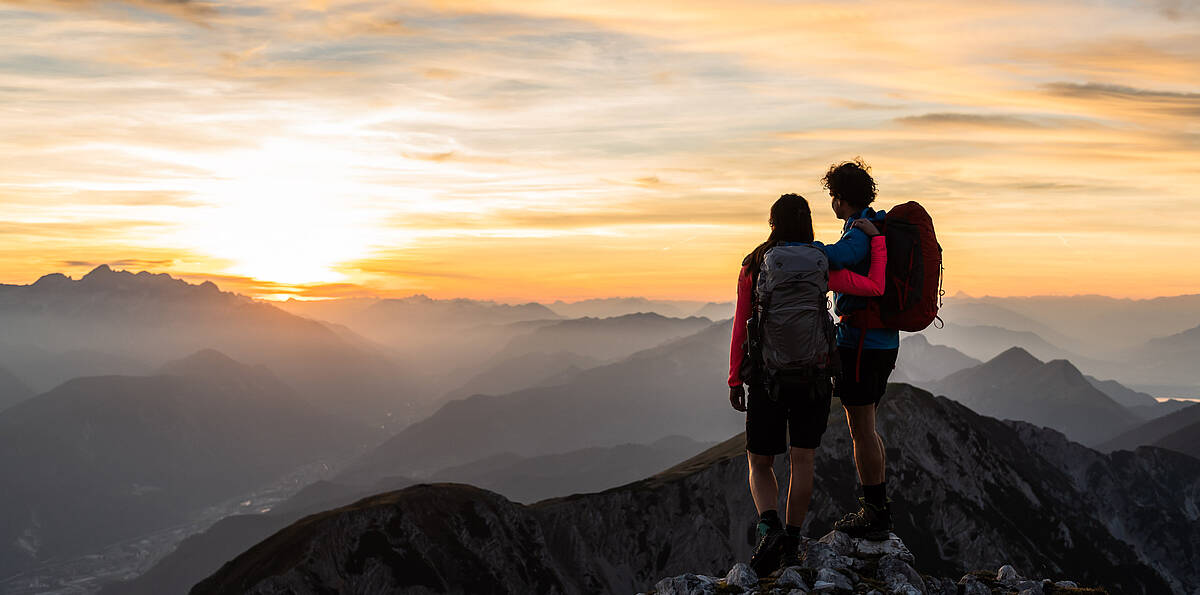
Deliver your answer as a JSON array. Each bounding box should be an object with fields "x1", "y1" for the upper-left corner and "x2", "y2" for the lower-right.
[
  {"x1": 749, "y1": 524, "x2": 789, "y2": 577},
  {"x1": 778, "y1": 533, "x2": 804, "y2": 569},
  {"x1": 833, "y1": 497, "x2": 892, "y2": 540}
]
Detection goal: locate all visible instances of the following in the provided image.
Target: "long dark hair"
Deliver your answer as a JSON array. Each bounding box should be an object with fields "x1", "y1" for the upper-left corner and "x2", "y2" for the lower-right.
[{"x1": 744, "y1": 193, "x2": 815, "y2": 272}]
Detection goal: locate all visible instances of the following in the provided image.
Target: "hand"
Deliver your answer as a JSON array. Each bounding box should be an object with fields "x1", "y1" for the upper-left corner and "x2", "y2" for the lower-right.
[
  {"x1": 729, "y1": 385, "x2": 747, "y2": 412},
  {"x1": 852, "y1": 219, "x2": 880, "y2": 236}
]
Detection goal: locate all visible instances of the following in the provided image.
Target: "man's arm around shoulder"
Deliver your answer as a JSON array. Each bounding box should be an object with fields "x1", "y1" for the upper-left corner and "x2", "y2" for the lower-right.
[{"x1": 821, "y1": 227, "x2": 870, "y2": 270}]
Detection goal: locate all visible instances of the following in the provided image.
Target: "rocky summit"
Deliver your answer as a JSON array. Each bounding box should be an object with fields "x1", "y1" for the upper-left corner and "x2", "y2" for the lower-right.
[
  {"x1": 649, "y1": 531, "x2": 1105, "y2": 595},
  {"x1": 187, "y1": 385, "x2": 1195, "y2": 594}
]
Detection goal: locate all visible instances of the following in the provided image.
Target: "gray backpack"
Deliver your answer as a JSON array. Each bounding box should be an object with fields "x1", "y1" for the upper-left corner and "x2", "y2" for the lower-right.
[{"x1": 754, "y1": 244, "x2": 838, "y2": 379}]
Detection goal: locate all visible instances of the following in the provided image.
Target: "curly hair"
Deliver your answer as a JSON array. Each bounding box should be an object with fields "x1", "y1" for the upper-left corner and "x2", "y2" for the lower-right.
[{"x1": 821, "y1": 157, "x2": 877, "y2": 211}]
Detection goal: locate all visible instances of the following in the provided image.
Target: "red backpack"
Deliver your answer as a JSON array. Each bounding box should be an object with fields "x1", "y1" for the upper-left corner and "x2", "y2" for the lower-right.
[{"x1": 846, "y1": 202, "x2": 943, "y2": 355}]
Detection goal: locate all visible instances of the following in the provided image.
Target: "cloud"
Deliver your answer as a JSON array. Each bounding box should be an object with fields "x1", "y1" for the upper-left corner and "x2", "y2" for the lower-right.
[
  {"x1": 58, "y1": 257, "x2": 178, "y2": 269},
  {"x1": 895, "y1": 113, "x2": 1046, "y2": 129},
  {"x1": 0, "y1": 220, "x2": 172, "y2": 238},
  {"x1": 1145, "y1": 0, "x2": 1200, "y2": 20},
  {"x1": 1043, "y1": 81, "x2": 1200, "y2": 117},
  {"x1": 4, "y1": 0, "x2": 218, "y2": 24},
  {"x1": 0, "y1": 0, "x2": 1198, "y2": 300}
]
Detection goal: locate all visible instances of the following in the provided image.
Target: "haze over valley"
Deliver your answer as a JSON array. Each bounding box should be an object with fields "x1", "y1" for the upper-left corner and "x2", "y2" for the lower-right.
[{"x1": 0, "y1": 266, "x2": 1197, "y2": 593}]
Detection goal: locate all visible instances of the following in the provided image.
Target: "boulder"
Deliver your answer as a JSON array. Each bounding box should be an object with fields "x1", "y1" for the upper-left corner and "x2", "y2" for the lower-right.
[
  {"x1": 776, "y1": 566, "x2": 808, "y2": 590},
  {"x1": 959, "y1": 574, "x2": 990, "y2": 595},
  {"x1": 655, "y1": 573, "x2": 718, "y2": 595},
  {"x1": 877, "y1": 554, "x2": 925, "y2": 593},
  {"x1": 724, "y1": 563, "x2": 758, "y2": 590},
  {"x1": 802, "y1": 541, "x2": 853, "y2": 571},
  {"x1": 813, "y1": 567, "x2": 854, "y2": 592},
  {"x1": 997, "y1": 564, "x2": 1021, "y2": 582}
]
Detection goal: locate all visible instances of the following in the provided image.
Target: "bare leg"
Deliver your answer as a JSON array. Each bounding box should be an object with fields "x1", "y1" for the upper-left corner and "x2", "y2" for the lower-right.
[
  {"x1": 747, "y1": 452, "x2": 778, "y2": 514},
  {"x1": 844, "y1": 404, "x2": 885, "y2": 485},
  {"x1": 785, "y1": 447, "x2": 815, "y2": 528}
]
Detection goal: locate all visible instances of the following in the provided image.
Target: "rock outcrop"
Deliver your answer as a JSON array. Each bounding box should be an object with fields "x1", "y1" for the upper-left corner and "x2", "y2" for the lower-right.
[{"x1": 648, "y1": 532, "x2": 1106, "y2": 594}]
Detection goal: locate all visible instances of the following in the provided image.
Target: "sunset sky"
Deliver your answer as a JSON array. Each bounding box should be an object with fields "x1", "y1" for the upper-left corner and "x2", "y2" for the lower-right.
[{"x1": 0, "y1": 0, "x2": 1197, "y2": 301}]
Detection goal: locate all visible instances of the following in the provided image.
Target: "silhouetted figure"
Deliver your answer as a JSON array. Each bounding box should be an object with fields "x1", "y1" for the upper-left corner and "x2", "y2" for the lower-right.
[{"x1": 728, "y1": 193, "x2": 885, "y2": 575}]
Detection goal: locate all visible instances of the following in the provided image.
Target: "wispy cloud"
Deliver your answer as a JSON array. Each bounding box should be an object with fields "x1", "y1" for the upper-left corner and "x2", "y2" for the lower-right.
[{"x1": 0, "y1": 0, "x2": 1197, "y2": 299}]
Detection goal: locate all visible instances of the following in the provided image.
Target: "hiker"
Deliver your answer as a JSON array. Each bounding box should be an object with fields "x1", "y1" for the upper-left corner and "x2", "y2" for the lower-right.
[
  {"x1": 820, "y1": 158, "x2": 898, "y2": 540},
  {"x1": 728, "y1": 193, "x2": 886, "y2": 575}
]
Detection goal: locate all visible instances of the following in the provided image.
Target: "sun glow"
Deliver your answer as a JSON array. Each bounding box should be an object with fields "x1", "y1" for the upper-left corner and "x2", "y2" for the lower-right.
[{"x1": 182, "y1": 139, "x2": 393, "y2": 285}]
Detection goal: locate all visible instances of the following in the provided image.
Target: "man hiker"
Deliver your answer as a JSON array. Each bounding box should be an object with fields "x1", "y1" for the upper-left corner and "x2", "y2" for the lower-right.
[
  {"x1": 728, "y1": 193, "x2": 887, "y2": 575},
  {"x1": 820, "y1": 158, "x2": 899, "y2": 540}
]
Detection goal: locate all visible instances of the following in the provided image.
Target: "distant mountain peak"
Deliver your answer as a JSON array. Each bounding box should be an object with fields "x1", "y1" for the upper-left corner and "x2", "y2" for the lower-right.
[
  {"x1": 159, "y1": 349, "x2": 255, "y2": 378},
  {"x1": 1043, "y1": 358, "x2": 1085, "y2": 377},
  {"x1": 988, "y1": 346, "x2": 1042, "y2": 368},
  {"x1": 82, "y1": 264, "x2": 114, "y2": 278},
  {"x1": 31, "y1": 272, "x2": 70, "y2": 287}
]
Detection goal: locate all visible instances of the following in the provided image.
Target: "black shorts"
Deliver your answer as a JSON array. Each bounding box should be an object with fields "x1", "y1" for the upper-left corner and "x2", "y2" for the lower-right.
[
  {"x1": 745, "y1": 374, "x2": 833, "y2": 455},
  {"x1": 834, "y1": 347, "x2": 898, "y2": 407}
]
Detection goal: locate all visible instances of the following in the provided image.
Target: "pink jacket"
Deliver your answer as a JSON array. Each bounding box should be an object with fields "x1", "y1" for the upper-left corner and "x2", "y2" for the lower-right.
[{"x1": 728, "y1": 235, "x2": 887, "y2": 387}]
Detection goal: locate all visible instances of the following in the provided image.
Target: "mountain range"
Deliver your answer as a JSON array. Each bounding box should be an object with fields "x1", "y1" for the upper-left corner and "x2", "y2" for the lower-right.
[
  {"x1": 545, "y1": 297, "x2": 716, "y2": 319},
  {"x1": 1100, "y1": 402, "x2": 1200, "y2": 459},
  {"x1": 944, "y1": 294, "x2": 1200, "y2": 357},
  {"x1": 0, "y1": 266, "x2": 417, "y2": 423},
  {"x1": 98, "y1": 436, "x2": 713, "y2": 595},
  {"x1": 890, "y1": 334, "x2": 981, "y2": 385},
  {"x1": 184, "y1": 385, "x2": 1197, "y2": 594},
  {"x1": 0, "y1": 350, "x2": 369, "y2": 578},
  {"x1": 336, "y1": 319, "x2": 741, "y2": 482},
  {"x1": 0, "y1": 365, "x2": 32, "y2": 412},
  {"x1": 930, "y1": 347, "x2": 1138, "y2": 445}
]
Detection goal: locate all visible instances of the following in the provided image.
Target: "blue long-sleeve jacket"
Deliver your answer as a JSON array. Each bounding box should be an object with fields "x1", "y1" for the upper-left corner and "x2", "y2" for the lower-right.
[{"x1": 816, "y1": 207, "x2": 900, "y2": 350}]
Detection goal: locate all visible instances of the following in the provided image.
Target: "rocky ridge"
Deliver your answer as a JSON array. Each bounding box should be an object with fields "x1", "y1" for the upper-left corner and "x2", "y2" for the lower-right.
[
  {"x1": 649, "y1": 531, "x2": 1104, "y2": 595},
  {"x1": 184, "y1": 385, "x2": 1194, "y2": 595}
]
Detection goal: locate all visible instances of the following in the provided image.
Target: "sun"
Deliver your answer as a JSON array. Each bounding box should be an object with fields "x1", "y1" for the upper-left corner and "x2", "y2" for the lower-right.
[{"x1": 181, "y1": 139, "x2": 390, "y2": 286}]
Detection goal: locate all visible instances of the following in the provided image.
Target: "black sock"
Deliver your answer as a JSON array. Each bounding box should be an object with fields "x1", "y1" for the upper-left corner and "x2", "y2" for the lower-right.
[
  {"x1": 785, "y1": 524, "x2": 803, "y2": 537},
  {"x1": 863, "y1": 482, "x2": 887, "y2": 508},
  {"x1": 759, "y1": 509, "x2": 782, "y2": 530}
]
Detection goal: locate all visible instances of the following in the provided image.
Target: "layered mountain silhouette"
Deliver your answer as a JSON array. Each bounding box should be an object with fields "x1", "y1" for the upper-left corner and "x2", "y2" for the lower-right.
[
  {"x1": 918, "y1": 321, "x2": 1079, "y2": 363},
  {"x1": 948, "y1": 294, "x2": 1200, "y2": 357},
  {"x1": 692, "y1": 301, "x2": 735, "y2": 320},
  {"x1": 0, "y1": 364, "x2": 32, "y2": 411},
  {"x1": 1085, "y1": 375, "x2": 1159, "y2": 410},
  {"x1": 0, "y1": 265, "x2": 414, "y2": 421},
  {"x1": 336, "y1": 319, "x2": 740, "y2": 481},
  {"x1": 0, "y1": 341, "x2": 148, "y2": 394},
  {"x1": 935, "y1": 300, "x2": 1084, "y2": 354},
  {"x1": 282, "y1": 294, "x2": 559, "y2": 333},
  {"x1": 0, "y1": 350, "x2": 369, "y2": 577},
  {"x1": 930, "y1": 347, "x2": 1137, "y2": 445},
  {"x1": 546, "y1": 297, "x2": 711, "y2": 319},
  {"x1": 439, "y1": 350, "x2": 601, "y2": 402},
  {"x1": 99, "y1": 436, "x2": 712, "y2": 595},
  {"x1": 890, "y1": 334, "x2": 980, "y2": 385},
  {"x1": 185, "y1": 385, "x2": 1194, "y2": 595},
  {"x1": 1132, "y1": 324, "x2": 1200, "y2": 394},
  {"x1": 431, "y1": 313, "x2": 715, "y2": 404},
  {"x1": 1100, "y1": 402, "x2": 1200, "y2": 459},
  {"x1": 489, "y1": 312, "x2": 713, "y2": 363},
  {"x1": 940, "y1": 294, "x2": 1200, "y2": 393}
]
